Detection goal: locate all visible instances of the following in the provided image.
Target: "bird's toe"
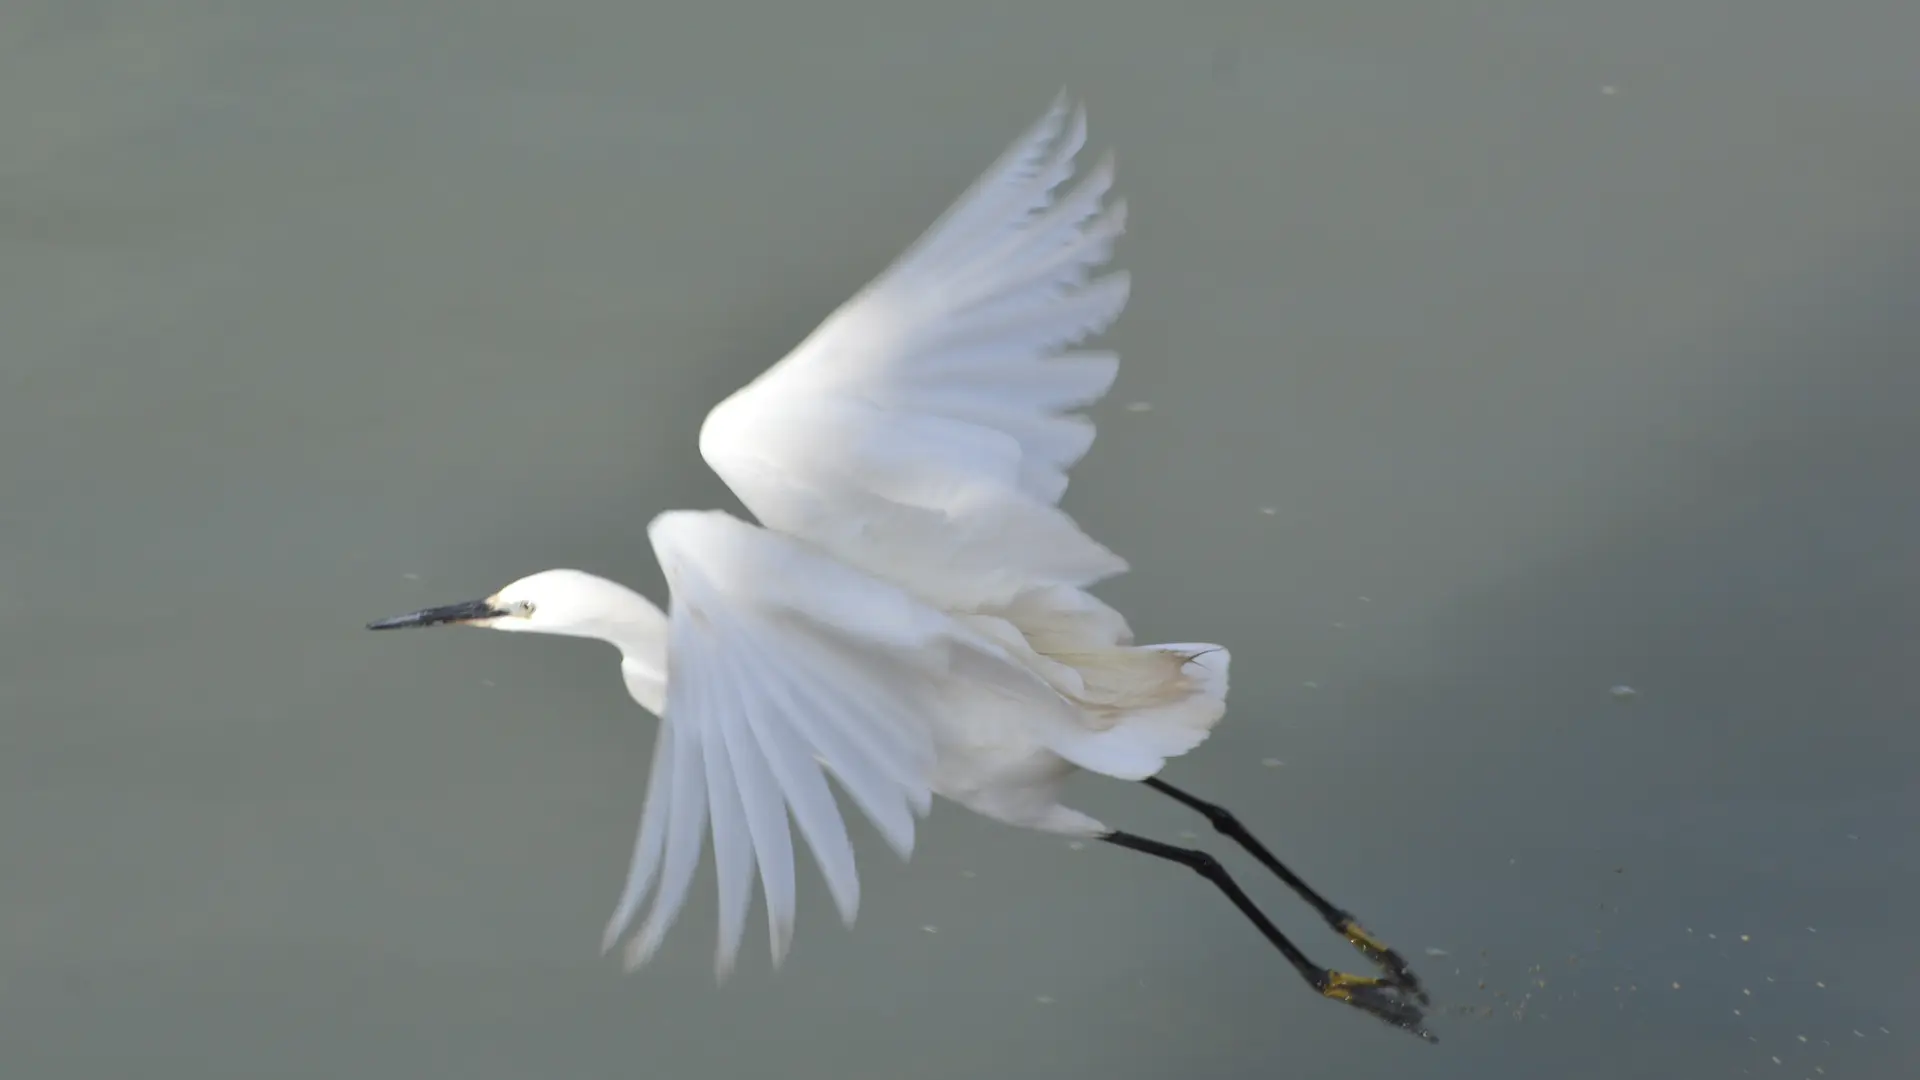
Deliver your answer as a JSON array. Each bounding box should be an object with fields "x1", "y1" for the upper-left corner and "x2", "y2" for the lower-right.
[
  {"x1": 1317, "y1": 969, "x2": 1439, "y2": 1044},
  {"x1": 1335, "y1": 916, "x2": 1430, "y2": 1005}
]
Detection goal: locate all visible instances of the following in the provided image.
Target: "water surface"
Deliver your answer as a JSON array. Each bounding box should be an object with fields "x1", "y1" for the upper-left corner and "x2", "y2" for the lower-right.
[{"x1": 3, "y1": 2, "x2": 1915, "y2": 1077}]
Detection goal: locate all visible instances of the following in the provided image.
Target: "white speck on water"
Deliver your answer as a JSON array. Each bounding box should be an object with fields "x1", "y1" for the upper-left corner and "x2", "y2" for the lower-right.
[
  {"x1": 1610, "y1": 685, "x2": 1637, "y2": 699},
  {"x1": 1602, "y1": 85, "x2": 1618, "y2": 95},
  {"x1": 1035, "y1": 995, "x2": 1055, "y2": 1005},
  {"x1": 1771, "y1": 1057, "x2": 1781, "y2": 1066},
  {"x1": 1741, "y1": 934, "x2": 1752, "y2": 942},
  {"x1": 1066, "y1": 841, "x2": 1085, "y2": 851},
  {"x1": 1424, "y1": 947, "x2": 1450, "y2": 957},
  {"x1": 1124, "y1": 401, "x2": 1152, "y2": 413},
  {"x1": 1358, "y1": 596, "x2": 1372, "y2": 603},
  {"x1": 1261, "y1": 757, "x2": 1284, "y2": 768},
  {"x1": 1807, "y1": 926, "x2": 1817, "y2": 933},
  {"x1": 1332, "y1": 622, "x2": 1347, "y2": 629},
  {"x1": 402, "y1": 572, "x2": 421, "y2": 581},
  {"x1": 959, "y1": 870, "x2": 976, "y2": 879},
  {"x1": 480, "y1": 679, "x2": 496, "y2": 688},
  {"x1": 1302, "y1": 681, "x2": 1319, "y2": 689},
  {"x1": 1814, "y1": 981, "x2": 1825, "y2": 988},
  {"x1": 1744, "y1": 988, "x2": 1752, "y2": 996},
  {"x1": 1258, "y1": 506, "x2": 1277, "y2": 516},
  {"x1": 1734, "y1": 1009, "x2": 1742, "y2": 1016},
  {"x1": 922, "y1": 925, "x2": 938, "y2": 934},
  {"x1": 1672, "y1": 982, "x2": 1681, "y2": 990},
  {"x1": 1797, "y1": 1035, "x2": 1807, "y2": 1043}
]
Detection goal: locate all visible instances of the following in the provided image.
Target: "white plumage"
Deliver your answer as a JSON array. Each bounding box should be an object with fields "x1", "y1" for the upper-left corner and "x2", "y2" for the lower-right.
[{"x1": 368, "y1": 97, "x2": 1232, "y2": 980}]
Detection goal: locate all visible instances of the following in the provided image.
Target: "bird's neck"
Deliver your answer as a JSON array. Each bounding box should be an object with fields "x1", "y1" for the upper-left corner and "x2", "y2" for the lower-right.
[
  {"x1": 588, "y1": 591, "x2": 668, "y2": 658},
  {"x1": 589, "y1": 586, "x2": 669, "y2": 716}
]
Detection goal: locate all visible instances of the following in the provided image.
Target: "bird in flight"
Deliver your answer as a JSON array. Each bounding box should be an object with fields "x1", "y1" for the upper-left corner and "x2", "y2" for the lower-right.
[{"x1": 368, "y1": 96, "x2": 1433, "y2": 1041}]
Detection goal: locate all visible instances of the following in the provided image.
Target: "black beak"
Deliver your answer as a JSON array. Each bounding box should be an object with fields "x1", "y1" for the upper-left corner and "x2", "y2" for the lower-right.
[{"x1": 366, "y1": 597, "x2": 507, "y2": 630}]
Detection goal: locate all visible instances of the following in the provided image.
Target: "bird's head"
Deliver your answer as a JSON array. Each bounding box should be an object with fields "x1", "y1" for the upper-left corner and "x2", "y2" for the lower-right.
[{"x1": 366, "y1": 568, "x2": 647, "y2": 641}]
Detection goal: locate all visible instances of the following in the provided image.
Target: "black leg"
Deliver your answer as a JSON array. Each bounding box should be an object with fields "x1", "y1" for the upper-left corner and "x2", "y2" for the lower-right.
[
  {"x1": 1101, "y1": 831, "x2": 1436, "y2": 1043},
  {"x1": 1143, "y1": 777, "x2": 1427, "y2": 1004}
]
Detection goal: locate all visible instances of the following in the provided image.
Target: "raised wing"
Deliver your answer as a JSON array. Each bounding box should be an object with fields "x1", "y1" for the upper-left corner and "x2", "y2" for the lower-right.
[
  {"x1": 603, "y1": 509, "x2": 1073, "y2": 976},
  {"x1": 697, "y1": 96, "x2": 1132, "y2": 612}
]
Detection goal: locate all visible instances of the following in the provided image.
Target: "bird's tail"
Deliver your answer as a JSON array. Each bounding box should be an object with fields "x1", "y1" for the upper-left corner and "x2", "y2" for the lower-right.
[
  {"x1": 1051, "y1": 641, "x2": 1231, "y2": 778},
  {"x1": 961, "y1": 586, "x2": 1232, "y2": 781}
]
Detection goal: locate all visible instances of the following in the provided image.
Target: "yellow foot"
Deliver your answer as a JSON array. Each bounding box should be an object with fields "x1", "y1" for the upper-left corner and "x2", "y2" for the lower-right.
[
  {"x1": 1317, "y1": 969, "x2": 1438, "y2": 1043},
  {"x1": 1336, "y1": 916, "x2": 1429, "y2": 1005}
]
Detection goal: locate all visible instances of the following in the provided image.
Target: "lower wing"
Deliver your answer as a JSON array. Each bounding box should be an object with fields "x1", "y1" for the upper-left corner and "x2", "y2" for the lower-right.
[{"x1": 603, "y1": 509, "x2": 1071, "y2": 977}]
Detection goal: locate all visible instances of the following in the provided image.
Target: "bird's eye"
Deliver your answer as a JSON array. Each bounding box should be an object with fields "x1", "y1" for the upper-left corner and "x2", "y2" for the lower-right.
[{"x1": 514, "y1": 601, "x2": 536, "y2": 618}]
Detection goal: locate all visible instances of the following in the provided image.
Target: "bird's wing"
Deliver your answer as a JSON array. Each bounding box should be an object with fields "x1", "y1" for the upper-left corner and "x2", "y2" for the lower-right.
[
  {"x1": 696, "y1": 96, "x2": 1132, "y2": 612},
  {"x1": 604, "y1": 508, "x2": 1073, "y2": 977}
]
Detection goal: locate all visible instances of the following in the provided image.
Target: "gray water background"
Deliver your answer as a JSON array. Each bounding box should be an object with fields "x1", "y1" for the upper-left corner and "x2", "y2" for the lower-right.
[{"x1": 3, "y1": 2, "x2": 1917, "y2": 1077}]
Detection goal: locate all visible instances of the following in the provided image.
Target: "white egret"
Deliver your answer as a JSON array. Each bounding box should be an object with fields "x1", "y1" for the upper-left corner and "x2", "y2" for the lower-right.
[{"x1": 369, "y1": 96, "x2": 1432, "y2": 1041}]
